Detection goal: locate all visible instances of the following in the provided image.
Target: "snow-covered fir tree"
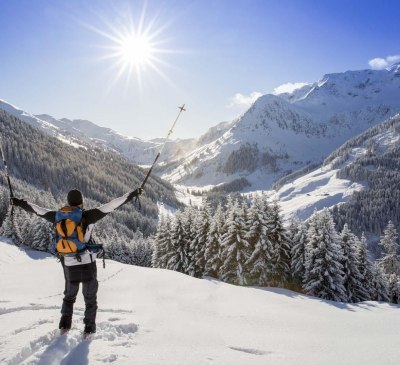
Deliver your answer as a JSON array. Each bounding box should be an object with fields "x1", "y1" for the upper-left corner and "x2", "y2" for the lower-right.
[
  {"x1": 377, "y1": 221, "x2": 400, "y2": 303},
  {"x1": 204, "y1": 204, "x2": 225, "y2": 278},
  {"x1": 167, "y1": 212, "x2": 189, "y2": 274},
  {"x1": 267, "y1": 201, "x2": 291, "y2": 287},
  {"x1": 183, "y1": 207, "x2": 197, "y2": 275},
  {"x1": 0, "y1": 208, "x2": 22, "y2": 245},
  {"x1": 289, "y1": 219, "x2": 308, "y2": 290},
  {"x1": 339, "y1": 224, "x2": 368, "y2": 302},
  {"x1": 189, "y1": 201, "x2": 211, "y2": 278},
  {"x1": 32, "y1": 218, "x2": 53, "y2": 251},
  {"x1": 356, "y1": 233, "x2": 375, "y2": 301},
  {"x1": 219, "y1": 199, "x2": 249, "y2": 285},
  {"x1": 245, "y1": 195, "x2": 273, "y2": 286},
  {"x1": 371, "y1": 263, "x2": 390, "y2": 302},
  {"x1": 152, "y1": 215, "x2": 172, "y2": 269},
  {"x1": 303, "y1": 209, "x2": 347, "y2": 302}
]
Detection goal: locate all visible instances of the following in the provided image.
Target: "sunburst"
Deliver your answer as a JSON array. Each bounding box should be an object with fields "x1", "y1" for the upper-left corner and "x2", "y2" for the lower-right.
[{"x1": 80, "y1": 4, "x2": 176, "y2": 91}]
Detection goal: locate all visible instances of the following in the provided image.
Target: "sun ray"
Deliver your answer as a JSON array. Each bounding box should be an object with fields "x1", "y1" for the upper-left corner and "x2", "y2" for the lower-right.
[{"x1": 77, "y1": 2, "x2": 184, "y2": 96}]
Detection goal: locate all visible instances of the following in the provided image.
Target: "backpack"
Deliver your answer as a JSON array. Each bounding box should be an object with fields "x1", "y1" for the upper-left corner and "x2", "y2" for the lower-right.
[{"x1": 55, "y1": 206, "x2": 87, "y2": 255}]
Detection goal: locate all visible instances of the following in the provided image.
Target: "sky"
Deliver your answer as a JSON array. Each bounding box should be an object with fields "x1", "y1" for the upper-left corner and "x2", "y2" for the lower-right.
[{"x1": 0, "y1": 0, "x2": 400, "y2": 140}]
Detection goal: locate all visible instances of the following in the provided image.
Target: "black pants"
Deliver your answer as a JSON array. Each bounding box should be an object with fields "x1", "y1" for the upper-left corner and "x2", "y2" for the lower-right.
[{"x1": 61, "y1": 261, "x2": 98, "y2": 325}]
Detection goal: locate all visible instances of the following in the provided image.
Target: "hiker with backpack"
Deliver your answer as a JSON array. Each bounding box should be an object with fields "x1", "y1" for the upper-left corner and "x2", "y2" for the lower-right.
[{"x1": 11, "y1": 187, "x2": 143, "y2": 337}]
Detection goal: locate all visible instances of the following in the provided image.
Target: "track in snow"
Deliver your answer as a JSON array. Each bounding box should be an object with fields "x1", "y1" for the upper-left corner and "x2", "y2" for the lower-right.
[{"x1": 0, "y1": 305, "x2": 138, "y2": 365}]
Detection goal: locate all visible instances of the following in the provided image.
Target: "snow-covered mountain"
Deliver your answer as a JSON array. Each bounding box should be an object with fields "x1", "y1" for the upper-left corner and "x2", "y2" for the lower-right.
[
  {"x1": 269, "y1": 113, "x2": 400, "y2": 235},
  {"x1": 160, "y1": 63, "x2": 400, "y2": 189},
  {"x1": 0, "y1": 99, "x2": 196, "y2": 165},
  {"x1": 1, "y1": 239, "x2": 399, "y2": 365}
]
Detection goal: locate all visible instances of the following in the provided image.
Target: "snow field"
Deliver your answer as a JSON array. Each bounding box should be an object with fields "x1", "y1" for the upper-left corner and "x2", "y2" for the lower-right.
[{"x1": 1, "y1": 240, "x2": 400, "y2": 365}]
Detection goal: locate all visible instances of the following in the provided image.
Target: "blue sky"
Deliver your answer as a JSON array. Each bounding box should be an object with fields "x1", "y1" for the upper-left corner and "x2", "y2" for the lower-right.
[{"x1": 0, "y1": 0, "x2": 399, "y2": 139}]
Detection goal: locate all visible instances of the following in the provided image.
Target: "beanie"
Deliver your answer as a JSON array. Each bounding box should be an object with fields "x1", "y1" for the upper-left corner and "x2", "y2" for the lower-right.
[{"x1": 67, "y1": 189, "x2": 83, "y2": 206}]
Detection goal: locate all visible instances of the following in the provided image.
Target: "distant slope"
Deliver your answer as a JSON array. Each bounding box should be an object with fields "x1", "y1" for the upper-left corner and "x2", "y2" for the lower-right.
[
  {"x1": 37, "y1": 114, "x2": 197, "y2": 165},
  {"x1": 1, "y1": 239, "x2": 399, "y2": 365},
  {"x1": 271, "y1": 113, "x2": 400, "y2": 244},
  {"x1": 0, "y1": 99, "x2": 196, "y2": 166}
]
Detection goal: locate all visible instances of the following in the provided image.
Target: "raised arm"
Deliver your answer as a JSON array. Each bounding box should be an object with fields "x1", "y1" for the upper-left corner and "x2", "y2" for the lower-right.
[
  {"x1": 84, "y1": 188, "x2": 143, "y2": 225},
  {"x1": 11, "y1": 198, "x2": 56, "y2": 223}
]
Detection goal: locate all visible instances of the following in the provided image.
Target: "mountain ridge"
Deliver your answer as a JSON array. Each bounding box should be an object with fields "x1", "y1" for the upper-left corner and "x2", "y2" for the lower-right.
[{"x1": 159, "y1": 65, "x2": 400, "y2": 189}]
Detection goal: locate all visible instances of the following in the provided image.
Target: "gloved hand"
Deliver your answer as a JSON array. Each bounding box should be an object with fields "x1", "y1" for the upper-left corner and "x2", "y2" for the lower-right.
[
  {"x1": 10, "y1": 197, "x2": 23, "y2": 206},
  {"x1": 128, "y1": 188, "x2": 144, "y2": 200}
]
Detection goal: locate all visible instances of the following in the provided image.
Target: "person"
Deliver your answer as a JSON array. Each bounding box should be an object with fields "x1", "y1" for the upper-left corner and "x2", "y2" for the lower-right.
[{"x1": 11, "y1": 187, "x2": 143, "y2": 336}]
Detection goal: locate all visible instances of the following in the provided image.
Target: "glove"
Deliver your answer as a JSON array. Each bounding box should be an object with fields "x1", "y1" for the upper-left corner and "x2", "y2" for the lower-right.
[
  {"x1": 10, "y1": 197, "x2": 23, "y2": 206},
  {"x1": 128, "y1": 188, "x2": 144, "y2": 200},
  {"x1": 10, "y1": 197, "x2": 31, "y2": 211}
]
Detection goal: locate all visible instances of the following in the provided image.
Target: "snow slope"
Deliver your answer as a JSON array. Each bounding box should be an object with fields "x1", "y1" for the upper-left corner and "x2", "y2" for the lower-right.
[
  {"x1": 1, "y1": 239, "x2": 399, "y2": 365},
  {"x1": 270, "y1": 113, "x2": 400, "y2": 221}
]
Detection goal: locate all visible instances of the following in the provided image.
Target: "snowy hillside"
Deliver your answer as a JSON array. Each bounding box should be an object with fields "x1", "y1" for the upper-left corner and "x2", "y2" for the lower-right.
[
  {"x1": 161, "y1": 63, "x2": 400, "y2": 189},
  {"x1": 1, "y1": 239, "x2": 399, "y2": 365},
  {"x1": 0, "y1": 99, "x2": 195, "y2": 165},
  {"x1": 270, "y1": 113, "x2": 400, "y2": 222}
]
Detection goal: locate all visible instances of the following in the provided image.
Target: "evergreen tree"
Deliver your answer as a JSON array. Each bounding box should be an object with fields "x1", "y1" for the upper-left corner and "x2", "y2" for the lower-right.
[
  {"x1": 219, "y1": 199, "x2": 249, "y2": 285},
  {"x1": 0, "y1": 188, "x2": 9, "y2": 227},
  {"x1": 290, "y1": 220, "x2": 308, "y2": 289},
  {"x1": 304, "y1": 209, "x2": 347, "y2": 302},
  {"x1": 190, "y1": 201, "x2": 211, "y2": 278},
  {"x1": 152, "y1": 215, "x2": 172, "y2": 268},
  {"x1": 356, "y1": 233, "x2": 374, "y2": 301},
  {"x1": 167, "y1": 212, "x2": 189, "y2": 273},
  {"x1": 32, "y1": 218, "x2": 52, "y2": 251},
  {"x1": 339, "y1": 224, "x2": 368, "y2": 302},
  {"x1": 183, "y1": 207, "x2": 197, "y2": 275},
  {"x1": 267, "y1": 201, "x2": 291, "y2": 287},
  {"x1": 204, "y1": 204, "x2": 224, "y2": 278},
  {"x1": 245, "y1": 195, "x2": 273, "y2": 286},
  {"x1": 372, "y1": 264, "x2": 390, "y2": 302},
  {"x1": 377, "y1": 221, "x2": 400, "y2": 303}
]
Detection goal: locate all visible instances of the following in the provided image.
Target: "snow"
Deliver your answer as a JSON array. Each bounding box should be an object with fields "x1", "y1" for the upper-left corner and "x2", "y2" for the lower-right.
[
  {"x1": 272, "y1": 165, "x2": 365, "y2": 221},
  {"x1": 1, "y1": 239, "x2": 400, "y2": 365}
]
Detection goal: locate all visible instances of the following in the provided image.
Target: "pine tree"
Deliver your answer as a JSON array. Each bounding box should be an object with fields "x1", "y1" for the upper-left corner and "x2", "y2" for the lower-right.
[
  {"x1": 32, "y1": 219, "x2": 52, "y2": 251},
  {"x1": 290, "y1": 220, "x2": 308, "y2": 290},
  {"x1": 377, "y1": 221, "x2": 400, "y2": 303},
  {"x1": 152, "y1": 215, "x2": 172, "y2": 268},
  {"x1": 204, "y1": 204, "x2": 224, "y2": 278},
  {"x1": 356, "y1": 233, "x2": 374, "y2": 301},
  {"x1": 340, "y1": 225, "x2": 369, "y2": 302},
  {"x1": 267, "y1": 201, "x2": 291, "y2": 287},
  {"x1": 245, "y1": 195, "x2": 273, "y2": 286},
  {"x1": 168, "y1": 212, "x2": 189, "y2": 273},
  {"x1": 183, "y1": 207, "x2": 197, "y2": 275},
  {"x1": 0, "y1": 188, "x2": 9, "y2": 227},
  {"x1": 190, "y1": 201, "x2": 211, "y2": 278},
  {"x1": 219, "y1": 195, "x2": 234, "y2": 266},
  {"x1": 372, "y1": 264, "x2": 390, "y2": 302},
  {"x1": 219, "y1": 199, "x2": 249, "y2": 285},
  {"x1": 304, "y1": 209, "x2": 347, "y2": 302}
]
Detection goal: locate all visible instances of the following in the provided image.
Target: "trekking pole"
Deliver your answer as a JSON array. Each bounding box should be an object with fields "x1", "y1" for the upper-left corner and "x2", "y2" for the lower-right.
[
  {"x1": 0, "y1": 135, "x2": 15, "y2": 215},
  {"x1": 140, "y1": 104, "x2": 186, "y2": 190},
  {"x1": 135, "y1": 104, "x2": 186, "y2": 209}
]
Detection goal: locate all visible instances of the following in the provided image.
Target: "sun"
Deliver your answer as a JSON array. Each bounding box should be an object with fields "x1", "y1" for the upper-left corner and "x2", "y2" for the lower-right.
[
  {"x1": 81, "y1": 5, "x2": 177, "y2": 90},
  {"x1": 118, "y1": 33, "x2": 154, "y2": 68}
]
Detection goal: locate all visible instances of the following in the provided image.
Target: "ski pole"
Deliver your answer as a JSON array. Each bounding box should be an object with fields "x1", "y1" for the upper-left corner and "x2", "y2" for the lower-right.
[
  {"x1": 0, "y1": 135, "x2": 15, "y2": 215},
  {"x1": 140, "y1": 104, "x2": 186, "y2": 190}
]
